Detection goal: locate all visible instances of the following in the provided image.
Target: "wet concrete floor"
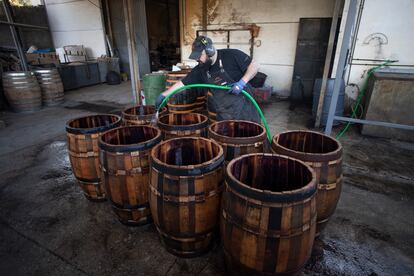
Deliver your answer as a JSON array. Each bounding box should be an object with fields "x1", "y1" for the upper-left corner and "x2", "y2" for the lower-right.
[{"x1": 0, "y1": 82, "x2": 413, "y2": 275}]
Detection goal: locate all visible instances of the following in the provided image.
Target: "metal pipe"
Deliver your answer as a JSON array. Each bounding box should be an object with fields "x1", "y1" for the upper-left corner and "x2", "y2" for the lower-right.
[
  {"x1": 350, "y1": 63, "x2": 414, "y2": 67},
  {"x1": 2, "y1": 0, "x2": 28, "y2": 71},
  {"x1": 325, "y1": 0, "x2": 358, "y2": 135},
  {"x1": 123, "y1": 0, "x2": 140, "y2": 104},
  {"x1": 0, "y1": 20, "x2": 49, "y2": 30},
  {"x1": 333, "y1": 116, "x2": 414, "y2": 131}
]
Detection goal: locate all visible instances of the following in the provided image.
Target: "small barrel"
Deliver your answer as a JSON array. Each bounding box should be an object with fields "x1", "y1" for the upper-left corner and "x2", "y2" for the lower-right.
[
  {"x1": 222, "y1": 153, "x2": 317, "y2": 275},
  {"x1": 166, "y1": 71, "x2": 199, "y2": 114},
  {"x1": 66, "y1": 114, "x2": 122, "y2": 201},
  {"x1": 122, "y1": 105, "x2": 168, "y2": 126},
  {"x1": 99, "y1": 126, "x2": 162, "y2": 225},
  {"x1": 208, "y1": 120, "x2": 267, "y2": 165},
  {"x1": 34, "y1": 69, "x2": 64, "y2": 106},
  {"x1": 157, "y1": 113, "x2": 209, "y2": 140},
  {"x1": 271, "y1": 130, "x2": 343, "y2": 235},
  {"x1": 2, "y1": 71, "x2": 42, "y2": 113},
  {"x1": 150, "y1": 137, "x2": 225, "y2": 257}
]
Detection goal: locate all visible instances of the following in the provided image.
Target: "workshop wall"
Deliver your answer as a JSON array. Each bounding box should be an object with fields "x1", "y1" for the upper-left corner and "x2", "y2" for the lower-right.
[
  {"x1": 44, "y1": 0, "x2": 107, "y2": 59},
  {"x1": 180, "y1": 0, "x2": 335, "y2": 97}
]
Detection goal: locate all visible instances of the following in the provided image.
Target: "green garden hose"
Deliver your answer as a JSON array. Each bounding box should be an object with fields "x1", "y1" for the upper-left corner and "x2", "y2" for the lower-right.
[
  {"x1": 335, "y1": 60, "x2": 396, "y2": 139},
  {"x1": 156, "y1": 83, "x2": 273, "y2": 142}
]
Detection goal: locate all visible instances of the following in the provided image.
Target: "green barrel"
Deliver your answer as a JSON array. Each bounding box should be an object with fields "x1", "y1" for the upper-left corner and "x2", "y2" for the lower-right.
[{"x1": 143, "y1": 73, "x2": 166, "y2": 105}]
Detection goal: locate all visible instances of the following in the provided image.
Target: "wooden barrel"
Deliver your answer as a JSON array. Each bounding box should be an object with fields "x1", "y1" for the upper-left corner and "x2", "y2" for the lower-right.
[
  {"x1": 122, "y1": 105, "x2": 168, "y2": 126},
  {"x1": 157, "y1": 113, "x2": 209, "y2": 140},
  {"x1": 222, "y1": 153, "x2": 317, "y2": 275},
  {"x1": 271, "y1": 130, "x2": 343, "y2": 235},
  {"x1": 166, "y1": 70, "x2": 199, "y2": 114},
  {"x1": 34, "y1": 69, "x2": 64, "y2": 106},
  {"x1": 66, "y1": 114, "x2": 122, "y2": 201},
  {"x1": 208, "y1": 120, "x2": 267, "y2": 165},
  {"x1": 165, "y1": 70, "x2": 190, "y2": 89},
  {"x1": 2, "y1": 71, "x2": 42, "y2": 113},
  {"x1": 150, "y1": 137, "x2": 225, "y2": 257},
  {"x1": 99, "y1": 126, "x2": 162, "y2": 225}
]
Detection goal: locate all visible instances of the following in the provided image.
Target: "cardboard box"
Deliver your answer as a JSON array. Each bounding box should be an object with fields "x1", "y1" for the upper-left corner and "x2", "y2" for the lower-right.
[{"x1": 26, "y1": 52, "x2": 60, "y2": 65}]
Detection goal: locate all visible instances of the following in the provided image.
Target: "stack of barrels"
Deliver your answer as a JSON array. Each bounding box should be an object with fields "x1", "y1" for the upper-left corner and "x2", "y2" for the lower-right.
[
  {"x1": 65, "y1": 92, "x2": 343, "y2": 275},
  {"x1": 165, "y1": 70, "x2": 207, "y2": 115},
  {"x1": 2, "y1": 69, "x2": 64, "y2": 113}
]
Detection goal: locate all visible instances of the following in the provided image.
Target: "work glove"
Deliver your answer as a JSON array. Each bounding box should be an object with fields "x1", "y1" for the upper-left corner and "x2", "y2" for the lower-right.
[
  {"x1": 155, "y1": 94, "x2": 166, "y2": 109},
  {"x1": 229, "y1": 79, "x2": 246, "y2": 95}
]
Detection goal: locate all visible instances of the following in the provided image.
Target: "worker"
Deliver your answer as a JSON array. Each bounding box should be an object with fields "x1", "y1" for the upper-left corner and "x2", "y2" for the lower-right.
[{"x1": 155, "y1": 36, "x2": 260, "y2": 123}]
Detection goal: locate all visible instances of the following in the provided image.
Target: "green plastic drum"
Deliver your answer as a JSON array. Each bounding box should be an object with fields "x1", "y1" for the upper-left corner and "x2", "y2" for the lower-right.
[{"x1": 143, "y1": 73, "x2": 166, "y2": 105}]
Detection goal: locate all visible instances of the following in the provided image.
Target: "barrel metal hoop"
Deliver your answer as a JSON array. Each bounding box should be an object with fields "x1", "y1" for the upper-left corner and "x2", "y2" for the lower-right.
[
  {"x1": 149, "y1": 184, "x2": 223, "y2": 203},
  {"x1": 225, "y1": 174, "x2": 317, "y2": 204},
  {"x1": 318, "y1": 175, "x2": 343, "y2": 191},
  {"x1": 102, "y1": 166, "x2": 146, "y2": 175},
  {"x1": 99, "y1": 135, "x2": 161, "y2": 153},
  {"x1": 224, "y1": 184, "x2": 313, "y2": 207},
  {"x1": 110, "y1": 199, "x2": 150, "y2": 210},
  {"x1": 150, "y1": 155, "x2": 224, "y2": 177},
  {"x1": 68, "y1": 150, "x2": 99, "y2": 158},
  {"x1": 155, "y1": 226, "x2": 215, "y2": 240},
  {"x1": 222, "y1": 209, "x2": 317, "y2": 238}
]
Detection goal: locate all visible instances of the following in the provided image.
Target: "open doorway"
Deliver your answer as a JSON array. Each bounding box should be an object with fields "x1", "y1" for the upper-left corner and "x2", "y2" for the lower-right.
[
  {"x1": 145, "y1": 0, "x2": 180, "y2": 71},
  {"x1": 291, "y1": 18, "x2": 340, "y2": 106}
]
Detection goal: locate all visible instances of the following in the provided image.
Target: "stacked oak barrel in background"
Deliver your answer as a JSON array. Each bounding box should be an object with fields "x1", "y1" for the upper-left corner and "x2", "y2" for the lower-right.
[
  {"x1": 2, "y1": 69, "x2": 64, "y2": 112},
  {"x1": 64, "y1": 72, "x2": 343, "y2": 275}
]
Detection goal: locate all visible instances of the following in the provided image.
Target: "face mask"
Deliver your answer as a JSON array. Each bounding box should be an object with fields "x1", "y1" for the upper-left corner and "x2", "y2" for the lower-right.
[{"x1": 198, "y1": 57, "x2": 212, "y2": 69}]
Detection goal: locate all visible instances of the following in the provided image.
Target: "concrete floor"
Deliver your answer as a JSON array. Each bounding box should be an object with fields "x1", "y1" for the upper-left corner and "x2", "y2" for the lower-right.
[{"x1": 0, "y1": 81, "x2": 413, "y2": 275}]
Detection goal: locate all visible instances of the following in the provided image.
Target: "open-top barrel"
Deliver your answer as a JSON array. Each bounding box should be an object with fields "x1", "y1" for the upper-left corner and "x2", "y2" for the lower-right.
[
  {"x1": 222, "y1": 153, "x2": 317, "y2": 275},
  {"x1": 271, "y1": 130, "x2": 343, "y2": 235},
  {"x1": 150, "y1": 137, "x2": 225, "y2": 257},
  {"x1": 157, "y1": 113, "x2": 209, "y2": 140},
  {"x1": 208, "y1": 120, "x2": 267, "y2": 165},
  {"x1": 66, "y1": 114, "x2": 121, "y2": 201},
  {"x1": 99, "y1": 126, "x2": 161, "y2": 225},
  {"x1": 122, "y1": 105, "x2": 167, "y2": 126},
  {"x1": 166, "y1": 70, "x2": 201, "y2": 114}
]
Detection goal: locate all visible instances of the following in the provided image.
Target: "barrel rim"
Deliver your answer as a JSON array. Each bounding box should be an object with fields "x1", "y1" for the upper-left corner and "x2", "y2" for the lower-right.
[
  {"x1": 157, "y1": 113, "x2": 209, "y2": 132},
  {"x1": 271, "y1": 130, "x2": 343, "y2": 162},
  {"x1": 208, "y1": 120, "x2": 267, "y2": 144},
  {"x1": 151, "y1": 137, "x2": 224, "y2": 176},
  {"x1": 226, "y1": 153, "x2": 317, "y2": 203},
  {"x1": 99, "y1": 125, "x2": 162, "y2": 152},
  {"x1": 66, "y1": 114, "x2": 122, "y2": 134},
  {"x1": 122, "y1": 105, "x2": 167, "y2": 119}
]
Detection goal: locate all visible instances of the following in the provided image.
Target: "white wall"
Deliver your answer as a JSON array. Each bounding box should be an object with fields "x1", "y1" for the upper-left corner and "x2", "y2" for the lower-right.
[
  {"x1": 334, "y1": 0, "x2": 414, "y2": 101},
  {"x1": 180, "y1": 0, "x2": 335, "y2": 97},
  {"x1": 44, "y1": 0, "x2": 106, "y2": 59}
]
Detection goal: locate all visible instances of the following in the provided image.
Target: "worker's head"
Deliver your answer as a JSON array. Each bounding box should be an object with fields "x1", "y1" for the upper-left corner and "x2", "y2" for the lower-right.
[{"x1": 189, "y1": 36, "x2": 216, "y2": 66}]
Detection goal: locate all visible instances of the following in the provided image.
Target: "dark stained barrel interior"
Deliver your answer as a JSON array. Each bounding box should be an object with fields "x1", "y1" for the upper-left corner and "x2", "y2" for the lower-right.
[
  {"x1": 159, "y1": 113, "x2": 207, "y2": 126},
  {"x1": 100, "y1": 126, "x2": 159, "y2": 145},
  {"x1": 277, "y1": 131, "x2": 339, "y2": 154},
  {"x1": 123, "y1": 105, "x2": 157, "y2": 116},
  {"x1": 68, "y1": 115, "x2": 120, "y2": 130},
  {"x1": 210, "y1": 121, "x2": 264, "y2": 138},
  {"x1": 230, "y1": 154, "x2": 313, "y2": 192},
  {"x1": 152, "y1": 138, "x2": 221, "y2": 166}
]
